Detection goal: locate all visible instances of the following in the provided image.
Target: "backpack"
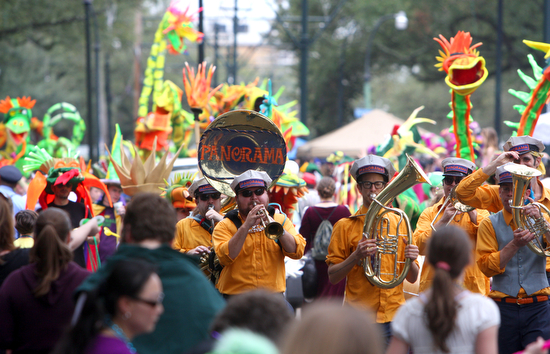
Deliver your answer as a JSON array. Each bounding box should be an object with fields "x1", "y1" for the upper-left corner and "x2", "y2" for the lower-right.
[{"x1": 310, "y1": 207, "x2": 337, "y2": 261}]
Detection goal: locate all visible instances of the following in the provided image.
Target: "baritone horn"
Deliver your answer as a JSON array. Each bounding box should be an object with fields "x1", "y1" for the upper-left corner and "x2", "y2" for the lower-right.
[
  {"x1": 254, "y1": 201, "x2": 284, "y2": 240},
  {"x1": 505, "y1": 164, "x2": 550, "y2": 257},
  {"x1": 430, "y1": 186, "x2": 474, "y2": 231},
  {"x1": 363, "y1": 155, "x2": 431, "y2": 289}
]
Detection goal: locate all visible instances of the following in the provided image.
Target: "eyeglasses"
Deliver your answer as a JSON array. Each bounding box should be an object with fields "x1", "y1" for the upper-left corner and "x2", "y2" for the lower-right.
[
  {"x1": 132, "y1": 293, "x2": 164, "y2": 308},
  {"x1": 358, "y1": 181, "x2": 386, "y2": 189},
  {"x1": 443, "y1": 176, "x2": 464, "y2": 186},
  {"x1": 239, "y1": 188, "x2": 266, "y2": 197},
  {"x1": 198, "y1": 193, "x2": 221, "y2": 201}
]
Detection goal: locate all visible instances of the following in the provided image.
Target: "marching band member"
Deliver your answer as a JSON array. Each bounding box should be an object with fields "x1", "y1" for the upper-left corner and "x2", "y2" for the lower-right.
[
  {"x1": 173, "y1": 178, "x2": 224, "y2": 257},
  {"x1": 455, "y1": 136, "x2": 550, "y2": 213},
  {"x1": 476, "y1": 164, "x2": 550, "y2": 354},
  {"x1": 212, "y1": 170, "x2": 305, "y2": 297},
  {"x1": 326, "y1": 155, "x2": 419, "y2": 344},
  {"x1": 414, "y1": 157, "x2": 490, "y2": 294}
]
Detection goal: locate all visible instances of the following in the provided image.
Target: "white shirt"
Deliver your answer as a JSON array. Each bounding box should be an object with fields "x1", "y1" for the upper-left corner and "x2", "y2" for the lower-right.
[{"x1": 391, "y1": 291, "x2": 500, "y2": 354}]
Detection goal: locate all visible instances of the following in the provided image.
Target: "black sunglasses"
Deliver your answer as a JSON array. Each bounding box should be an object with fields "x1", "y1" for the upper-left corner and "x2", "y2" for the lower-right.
[
  {"x1": 443, "y1": 176, "x2": 464, "y2": 186},
  {"x1": 198, "y1": 193, "x2": 221, "y2": 201},
  {"x1": 132, "y1": 293, "x2": 164, "y2": 308},
  {"x1": 239, "y1": 188, "x2": 266, "y2": 197}
]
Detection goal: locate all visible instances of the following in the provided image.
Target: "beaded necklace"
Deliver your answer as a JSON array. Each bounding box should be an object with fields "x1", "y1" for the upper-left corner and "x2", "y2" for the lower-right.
[{"x1": 107, "y1": 321, "x2": 137, "y2": 354}]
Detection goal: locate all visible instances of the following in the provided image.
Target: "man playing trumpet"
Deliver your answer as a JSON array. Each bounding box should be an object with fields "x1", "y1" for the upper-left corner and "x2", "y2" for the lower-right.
[
  {"x1": 327, "y1": 155, "x2": 419, "y2": 344},
  {"x1": 173, "y1": 178, "x2": 224, "y2": 258},
  {"x1": 212, "y1": 170, "x2": 305, "y2": 297},
  {"x1": 477, "y1": 163, "x2": 550, "y2": 354},
  {"x1": 414, "y1": 157, "x2": 490, "y2": 294}
]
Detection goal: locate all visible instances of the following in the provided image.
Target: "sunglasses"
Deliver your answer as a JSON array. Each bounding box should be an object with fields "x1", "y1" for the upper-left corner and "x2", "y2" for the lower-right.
[
  {"x1": 132, "y1": 293, "x2": 164, "y2": 308},
  {"x1": 198, "y1": 193, "x2": 221, "y2": 201},
  {"x1": 443, "y1": 176, "x2": 464, "y2": 186},
  {"x1": 239, "y1": 188, "x2": 266, "y2": 198}
]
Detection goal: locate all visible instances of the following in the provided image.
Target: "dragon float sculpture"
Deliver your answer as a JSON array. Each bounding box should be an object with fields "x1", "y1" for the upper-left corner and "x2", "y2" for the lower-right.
[{"x1": 435, "y1": 31, "x2": 488, "y2": 162}]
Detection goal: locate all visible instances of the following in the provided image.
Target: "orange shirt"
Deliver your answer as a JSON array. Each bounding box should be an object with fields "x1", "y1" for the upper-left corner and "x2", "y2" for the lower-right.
[
  {"x1": 477, "y1": 209, "x2": 550, "y2": 298},
  {"x1": 212, "y1": 213, "x2": 305, "y2": 295},
  {"x1": 456, "y1": 168, "x2": 550, "y2": 271},
  {"x1": 173, "y1": 218, "x2": 212, "y2": 253},
  {"x1": 327, "y1": 205, "x2": 413, "y2": 323},
  {"x1": 414, "y1": 197, "x2": 490, "y2": 295}
]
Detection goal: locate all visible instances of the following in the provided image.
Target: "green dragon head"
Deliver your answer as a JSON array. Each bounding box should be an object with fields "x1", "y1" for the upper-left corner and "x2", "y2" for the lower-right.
[{"x1": 0, "y1": 96, "x2": 34, "y2": 145}]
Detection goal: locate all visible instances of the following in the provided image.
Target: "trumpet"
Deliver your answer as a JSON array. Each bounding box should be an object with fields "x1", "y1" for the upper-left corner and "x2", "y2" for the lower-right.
[
  {"x1": 430, "y1": 186, "x2": 474, "y2": 231},
  {"x1": 253, "y1": 201, "x2": 284, "y2": 240}
]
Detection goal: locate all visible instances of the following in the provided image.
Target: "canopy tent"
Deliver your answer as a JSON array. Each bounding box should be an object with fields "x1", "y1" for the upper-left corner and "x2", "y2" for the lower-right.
[{"x1": 297, "y1": 109, "x2": 413, "y2": 159}]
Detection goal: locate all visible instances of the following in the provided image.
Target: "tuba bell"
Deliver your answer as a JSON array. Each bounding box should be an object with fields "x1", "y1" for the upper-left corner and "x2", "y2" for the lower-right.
[
  {"x1": 505, "y1": 164, "x2": 550, "y2": 257},
  {"x1": 363, "y1": 155, "x2": 431, "y2": 289}
]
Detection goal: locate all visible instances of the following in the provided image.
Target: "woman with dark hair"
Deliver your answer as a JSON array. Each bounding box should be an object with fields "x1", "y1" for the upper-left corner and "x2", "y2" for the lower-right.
[
  {"x1": 0, "y1": 208, "x2": 91, "y2": 354},
  {"x1": 53, "y1": 259, "x2": 164, "y2": 354},
  {"x1": 299, "y1": 177, "x2": 350, "y2": 299},
  {"x1": 0, "y1": 195, "x2": 29, "y2": 286},
  {"x1": 387, "y1": 225, "x2": 499, "y2": 354}
]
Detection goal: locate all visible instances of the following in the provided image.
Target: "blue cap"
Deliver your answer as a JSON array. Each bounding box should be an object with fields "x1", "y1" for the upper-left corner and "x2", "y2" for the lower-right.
[{"x1": 0, "y1": 166, "x2": 22, "y2": 184}]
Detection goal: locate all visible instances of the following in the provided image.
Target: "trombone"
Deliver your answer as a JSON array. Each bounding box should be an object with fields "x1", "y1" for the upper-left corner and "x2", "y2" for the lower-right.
[
  {"x1": 253, "y1": 201, "x2": 284, "y2": 240},
  {"x1": 430, "y1": 186, "x2": 474, "y2": 231}
]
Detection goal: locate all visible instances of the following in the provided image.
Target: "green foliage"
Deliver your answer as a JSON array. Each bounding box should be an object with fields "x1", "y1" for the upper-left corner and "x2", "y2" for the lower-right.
[{"x1": 275, "y1": 0, "x2": 547, "y2": 140}]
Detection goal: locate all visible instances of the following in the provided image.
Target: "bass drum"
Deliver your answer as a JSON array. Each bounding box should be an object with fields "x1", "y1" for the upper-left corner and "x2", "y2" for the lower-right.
[{"x1": 198, "y1": 109, "x2": 287, "y2": 197}]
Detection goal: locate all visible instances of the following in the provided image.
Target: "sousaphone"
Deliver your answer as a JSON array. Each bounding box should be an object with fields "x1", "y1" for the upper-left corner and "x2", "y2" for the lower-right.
[{"x1": 198, "y1": 109, "x2": 287, "y2": 197}]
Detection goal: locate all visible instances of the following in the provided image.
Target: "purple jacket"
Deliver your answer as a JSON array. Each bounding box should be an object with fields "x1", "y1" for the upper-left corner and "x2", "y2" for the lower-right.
[{"x1": 0, "y1": 262, "x2": 90, "y2": 353}]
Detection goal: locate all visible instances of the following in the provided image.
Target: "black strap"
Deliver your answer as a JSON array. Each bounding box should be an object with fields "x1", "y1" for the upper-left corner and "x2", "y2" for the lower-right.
[
  {"x1": 190, "y1": 215, "x2": 214, "y2": 234},
  {"x1": 312, "y1": 206, "x2": 337, "y2": 222}
]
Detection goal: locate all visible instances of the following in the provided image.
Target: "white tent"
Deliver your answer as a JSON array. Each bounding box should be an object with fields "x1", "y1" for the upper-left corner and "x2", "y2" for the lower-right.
[{"x1": 297, "y1": 109, "x2": 411, "y2": 159}]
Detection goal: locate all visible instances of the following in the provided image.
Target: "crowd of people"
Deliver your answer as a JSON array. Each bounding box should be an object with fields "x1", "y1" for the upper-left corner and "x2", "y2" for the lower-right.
[{"x1": 3, "y1": 131, "x2": 550, "y2": 354}]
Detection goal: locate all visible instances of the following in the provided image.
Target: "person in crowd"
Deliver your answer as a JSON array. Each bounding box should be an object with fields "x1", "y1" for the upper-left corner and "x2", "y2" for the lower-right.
[
  {"x1": 173, "y1": 178, "x2": 224, "y2": 257},
  {"x1": 53, "y1": 259, "x2": 164, "y2": 354},
  {"x1": 212, "y1": 170, "x2": 305, "y2": 298},
  {"x1": 388, "y1": 225, "x2": 499, "y2": 354},
  {"x1": 296, "y1": 172, "x2": 320, "y2": 221},
  {"x1": 0, "y1": 165, "x2": 26, "y2": 218},
  {"x1": 89, "y1": 186, "x2": 104, "y2": 204},
  {"x1": 186, "y1": 289, "x2": 293, "y2": 354},
  {"x1": 280, "y1": 301, "x2": 383, "y2": 354},
  {"x1": 93, "y1": 181, "x2": 126, "y2": 262},
  {"x1": 414, "y1": 157, "x2": 490, "y2": 295},
  {"x1": 480, "y1": 127, "x2": 500, "y2": 167},
  {"x1": 13, "y1": 209, "x2": 38, "y2": 249},
  {"x1": 0, "y1": 208, "x2": 92, "y2": 354},
  {"x1": 77, "y1": 193, "x2": 226, "y2": 354},
  {"x1": 300, "y1": 177, "x2": 350, "y2": 300},
  {"x1": 475, "y1": 163, "x2": 550, "y2": 354},
  {"x1": 327, "y1": 155, "x2": 419, "y2": 344}
]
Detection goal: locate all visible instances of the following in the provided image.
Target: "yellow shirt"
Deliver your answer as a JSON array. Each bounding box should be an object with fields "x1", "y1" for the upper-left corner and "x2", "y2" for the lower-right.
[
  {"x1": 455, "y1": 168, "x2": 550, "y2": 213},
  {"x1": 414, "y1": 197, "x2": 490, "y2": 295},
  {"x1": 456, "y1": 168, "x2": 550, "y2": 271},
  {"x1": 327, "y1": 205, "x2": 412, "y2": 323},
  {"x1": 13, "y1": 236, "x2": 33, "y2": 249},
  {"x1": 477, "y1": 209, "x2": 550, "y2": 298},
  {"x1": 212, "y1": 213, "x2": 305, "y2": 295},
  {"x1": 173, "y1": 218, "x2": 212, "y2": 253}
]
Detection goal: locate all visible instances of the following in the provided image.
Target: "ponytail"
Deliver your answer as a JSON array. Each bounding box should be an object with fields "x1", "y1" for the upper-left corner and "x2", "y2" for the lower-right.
[
  {"x1": 30, "y1": 209, "x2": 73, "y2": 297},
  {"x1": 0, "y1": 196, "x2": 15, "y2": 262},
  {"x1": 424, "y1": 226, "x2": 471, "y2": 353}
]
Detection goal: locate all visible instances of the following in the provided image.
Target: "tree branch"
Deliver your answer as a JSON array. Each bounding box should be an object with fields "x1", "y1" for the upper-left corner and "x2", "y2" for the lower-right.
[{"x1": 0, "y1": 16, "x2": 85, "y2": 37}]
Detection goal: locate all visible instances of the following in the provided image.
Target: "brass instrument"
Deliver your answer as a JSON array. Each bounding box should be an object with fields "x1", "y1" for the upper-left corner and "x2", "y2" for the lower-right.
[
  {"x1": 253, "y1": 201, "x2": 284, "y2": 240},
  {"x1": 505, "y1": 164, "x2": 550, "y2": 257},
  {"x1": 363, "y1": 155, "x2": 431, "y2": 289},
  {"x1": 430, "y1": 186, "x2": 474, "y2": 231},
  {"x1": 198, "y1": 110, "x2": 287, "y2": 198}
]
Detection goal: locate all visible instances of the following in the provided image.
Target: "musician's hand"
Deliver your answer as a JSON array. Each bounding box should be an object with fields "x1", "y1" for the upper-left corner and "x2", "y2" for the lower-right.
[
  {"x1": 187, "y1": 246, "x2": 211, "y2": 256},
  {"x1": 484, "y1": 151, "x2": 520, "y2": 176},
  {"x1": 467, "y1": 209, "x2": 477, "y2": 224},
  {"x1": 404, "y1": 244, "x2": 419, "y2": 260},
  {"x1": 512, "y1": 228, "x2": 536, "y2": 248},
  {"x1": 438, "y1": 204, "x2": 458, "y2": 225},
  {"x1": 243, "y1": 204, "x2": 264, "y2": 229},
  {"x1": 523, "y1": 337, "x2": 548, "y2": 354},
  {"x1": 205, "y1": 209, "x2": 223, "y2": 223},
  {"x1": 524, "y1": 198, "x2": 542, "y2": 219},
  {"x1": 354, "y1": 234, "x2": 377, "y2": 261}
]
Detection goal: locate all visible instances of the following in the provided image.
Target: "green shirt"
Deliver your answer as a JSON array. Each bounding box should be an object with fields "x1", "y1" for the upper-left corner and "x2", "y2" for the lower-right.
[{"x1": 77, "y1": 244, "x2": 225, "y2": 354}]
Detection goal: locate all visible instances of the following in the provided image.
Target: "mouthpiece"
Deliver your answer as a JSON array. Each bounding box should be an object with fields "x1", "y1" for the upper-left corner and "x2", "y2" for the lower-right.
[
  {"x1": 370, "y1": 193, "x2": 377, "y2": 199},
  {"x1": 508, "y1": 199, "x2": 513, "y2": 207}
]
